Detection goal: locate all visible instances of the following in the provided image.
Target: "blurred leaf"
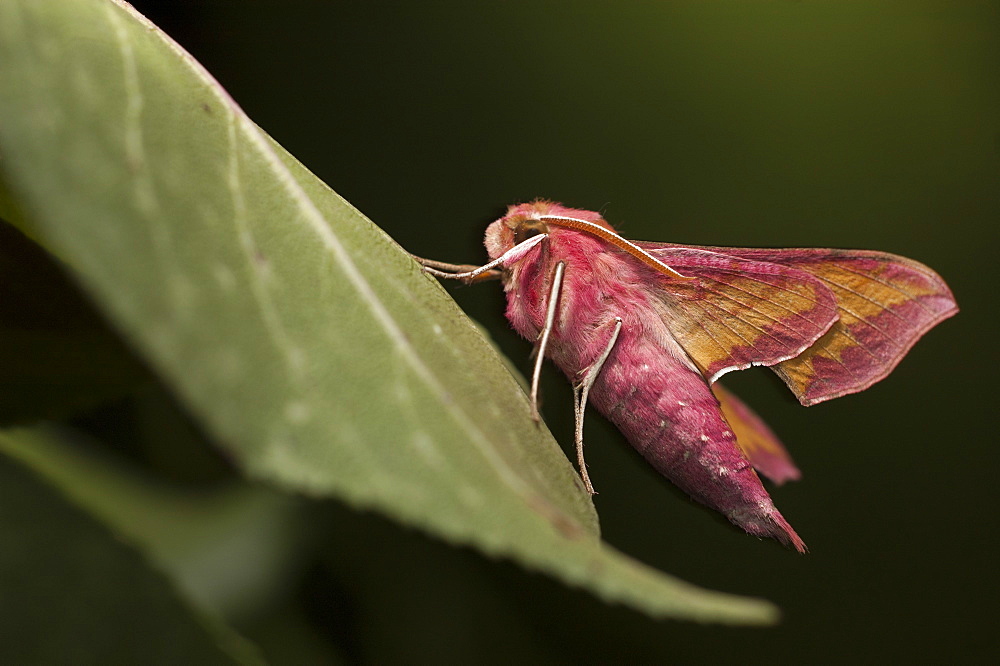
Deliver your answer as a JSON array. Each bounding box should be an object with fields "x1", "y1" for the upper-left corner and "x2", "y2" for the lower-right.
[
  {"x1": 0, "y1": 436, "x2": 261, "y2": 665},
  {"x1": 0, "y1": 425, "x2": 307, "y2": 623},
  {"x1": 0, "y1": 0, "x2": 777, "y2": 624}
]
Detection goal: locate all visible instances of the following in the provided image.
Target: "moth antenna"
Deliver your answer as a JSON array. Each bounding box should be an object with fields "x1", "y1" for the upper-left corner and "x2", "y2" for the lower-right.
[
  {"x1": 530, "y1": 261, "x2": 565, "y2": 422},
  {"x1": 537, "y1": 215, "x2": 694, "y2": 281},
  {"x1": 572, "y1": 317, "x2": 623, "y2": 495}
]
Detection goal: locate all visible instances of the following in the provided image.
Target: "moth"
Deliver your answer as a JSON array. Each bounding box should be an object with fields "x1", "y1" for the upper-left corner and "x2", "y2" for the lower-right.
[{"x1": 417, "y1": 201, "x2": 957, "y2": 551}]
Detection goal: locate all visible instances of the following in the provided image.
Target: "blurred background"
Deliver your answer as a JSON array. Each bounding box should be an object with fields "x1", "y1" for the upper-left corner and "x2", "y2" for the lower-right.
[{"x1": 22, "y1": 1, "x2": 1000, "y2": 663}]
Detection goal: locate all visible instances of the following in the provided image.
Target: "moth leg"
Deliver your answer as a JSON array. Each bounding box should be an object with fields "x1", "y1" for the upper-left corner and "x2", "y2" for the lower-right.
[
  {"x1": 572, "y1": 317, "x2": 623, "y2": 495},
  {"x1": 413, "y1": 233, "x2": 548, "y2": 283},
  {"x1": 529, "y1": 261, "x2": 566, "y2": 422}
]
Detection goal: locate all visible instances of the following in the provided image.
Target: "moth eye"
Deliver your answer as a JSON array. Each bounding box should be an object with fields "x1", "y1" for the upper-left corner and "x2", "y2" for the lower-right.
[
  {"x1": 514, "y1": 228, "x2": 542, "y2": 244},
  {"x1": 512, "y1": 220, "x2": 547, "y2": 245}
]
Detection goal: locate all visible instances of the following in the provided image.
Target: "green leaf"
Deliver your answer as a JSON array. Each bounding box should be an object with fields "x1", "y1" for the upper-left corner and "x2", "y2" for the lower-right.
[
  {"x1": 0, "y1": 433, "x2": 261, "y2": 665},
  {"x1": 0, "y1": 0, "x2": 777, "y2": 624},
  {"x1": 0, "y1": 425, "x2": 309, "y2": 624}
]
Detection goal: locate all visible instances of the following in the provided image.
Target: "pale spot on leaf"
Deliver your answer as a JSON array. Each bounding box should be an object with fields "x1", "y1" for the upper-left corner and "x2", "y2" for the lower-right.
[
  {"x1": 411, "y1": 432, "x2": 445, "y2": 469},
  {"x1": 212, "y1": 263, "x2": 237, "y2": 290},
  {"x1": 459, "y1": 485, "x2": 484, "y2": 508},
  {"x1": 284, "y1": 400, "x2": 311, "y2": 424}
]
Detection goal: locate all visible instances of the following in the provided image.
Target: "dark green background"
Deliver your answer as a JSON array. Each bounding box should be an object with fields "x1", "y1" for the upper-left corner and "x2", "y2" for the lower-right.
[{"x1": 59, "y1": 1, "x2": 1000, "y2": 663}]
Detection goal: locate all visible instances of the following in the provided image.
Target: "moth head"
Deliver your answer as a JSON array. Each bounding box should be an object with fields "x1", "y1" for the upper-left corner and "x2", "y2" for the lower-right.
[
  {"x1": 484, "y1": 200, "x2": 613, "y2": 260},
  {"x1": 484, "y1": 201, "x2": 694, "y2": 283}
]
